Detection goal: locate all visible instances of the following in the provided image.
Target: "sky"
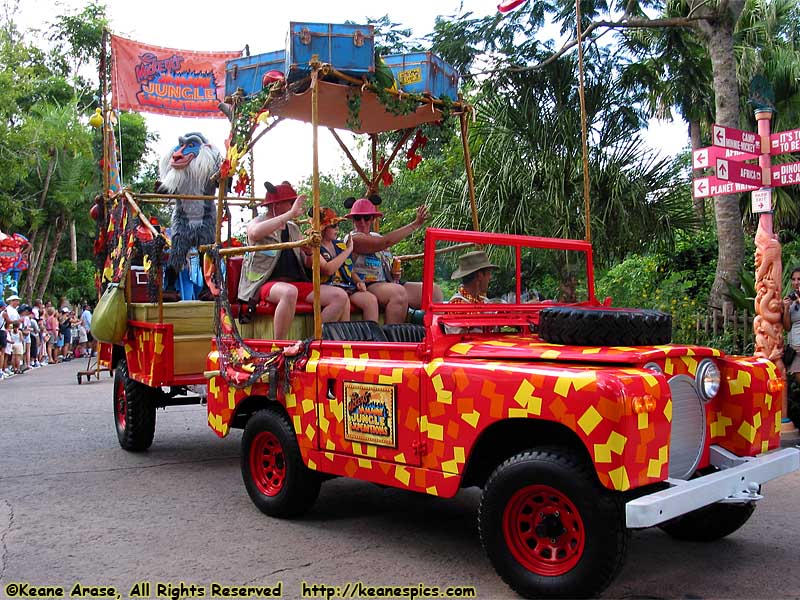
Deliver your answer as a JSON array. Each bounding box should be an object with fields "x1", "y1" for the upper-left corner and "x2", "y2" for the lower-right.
[{"x1": 15, "y1": 0, "x2": 688, "y2": 218}]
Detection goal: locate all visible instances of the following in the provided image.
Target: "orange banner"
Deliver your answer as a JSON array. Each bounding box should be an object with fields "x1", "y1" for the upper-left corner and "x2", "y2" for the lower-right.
[{"x1": 111, "y1": 35, "x2": 241, "y2": 118}]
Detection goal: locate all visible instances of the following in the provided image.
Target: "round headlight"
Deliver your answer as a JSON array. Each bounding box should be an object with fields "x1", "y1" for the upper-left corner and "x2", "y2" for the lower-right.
[{"x1": 696, "y1": 359, "x2": 721, "y2": 401}]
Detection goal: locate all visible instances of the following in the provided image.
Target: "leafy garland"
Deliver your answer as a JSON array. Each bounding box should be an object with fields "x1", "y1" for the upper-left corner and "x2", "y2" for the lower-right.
[{"x1": 346, "y1": 89, "x2": 362, "y2": 131}]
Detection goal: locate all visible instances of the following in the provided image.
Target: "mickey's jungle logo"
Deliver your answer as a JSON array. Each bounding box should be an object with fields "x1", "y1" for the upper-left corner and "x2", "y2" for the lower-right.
[
  {"x1": 134, "y1": 52, "x2": 220, "y2": 113},
  {"x1": 343, "y1": 382, "x2": 396, "y2": 448}
]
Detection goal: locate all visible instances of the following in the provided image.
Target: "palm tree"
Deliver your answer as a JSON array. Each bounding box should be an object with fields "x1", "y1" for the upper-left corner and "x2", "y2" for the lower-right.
[
  {"x1": 618, "y1": 5, "x2": 715, "y2": 224},
  {"x1": 430, "y1": 48, "x2": 695, "y2": 267}
]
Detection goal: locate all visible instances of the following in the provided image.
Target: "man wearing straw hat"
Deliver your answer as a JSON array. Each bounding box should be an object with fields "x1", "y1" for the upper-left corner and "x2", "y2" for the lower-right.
[
  {"x1": 446, "y1": 251, "x2": 498, "y2": 334},
  {"x1": 449, "y1": 251, "x2": 498, "y2": 305},
  {"x1": 237, "y1": 182, "x2": 349, "y2": 338},
  {"x1": 445, "y1": 250, "x2": 497, "y2": 333}
]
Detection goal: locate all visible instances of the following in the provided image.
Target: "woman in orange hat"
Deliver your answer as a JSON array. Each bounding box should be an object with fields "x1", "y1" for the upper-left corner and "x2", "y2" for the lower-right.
[
  {"x1": 316, "y1": 207, "x2": 379, "y2": 322},
  {"x1": 346, "y1": 195, "x2": 442, "y2": 322},
  {"x1": 237, "y1": 182, "x2": 349, "y2": 338}
]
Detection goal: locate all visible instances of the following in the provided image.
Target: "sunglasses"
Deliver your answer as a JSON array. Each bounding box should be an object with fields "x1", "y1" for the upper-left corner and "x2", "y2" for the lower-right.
[{"x1": 353, "y1": 215, "x2": 373, "y2": 222}]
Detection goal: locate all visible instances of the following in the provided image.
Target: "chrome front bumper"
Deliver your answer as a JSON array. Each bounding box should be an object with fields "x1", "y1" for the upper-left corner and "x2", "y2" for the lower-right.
[{"x1": 625, "y1": 445, "x2": 800, "y2": 528}]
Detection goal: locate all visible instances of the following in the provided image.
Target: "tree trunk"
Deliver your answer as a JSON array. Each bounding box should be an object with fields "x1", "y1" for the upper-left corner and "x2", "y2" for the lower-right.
[
  {"x1": 25, "y1": 224, "x2": 51, "y2": 299},
  {"x1": 36, "y1": 217, "x2": 66, "y2": 300},
  {"x1": 690, "y1": 119, "x2": 704, "y2": 226},
  {"x1": 696, "y1": 1, "x2": 746, "y2": 310},
  {"x1": 24, "y1": 155, "x2": 58, "y2": 298},
  {"x1": 70, "y1": 220, "x2": 77, "y2": 265}
]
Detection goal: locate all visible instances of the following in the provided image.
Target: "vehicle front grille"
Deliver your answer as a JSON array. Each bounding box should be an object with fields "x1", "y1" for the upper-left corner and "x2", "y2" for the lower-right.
[{"x1": 667, "y1": 375, "x2": 706, "y2": 480}]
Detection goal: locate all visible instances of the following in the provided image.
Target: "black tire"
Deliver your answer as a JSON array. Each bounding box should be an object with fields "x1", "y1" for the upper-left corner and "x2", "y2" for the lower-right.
[
  {"x1": 659, "y1": 502, "x2": 755, "y2": 542},
  {"x1": 539, "y1": 306, "x2": 672, "y2": 346},
  {"x1": 479, "y1": 448, "x2": 629, "y2": 599},
  {"x1": 113, "y1": 360, "x2": 158, "y2": 452},
  {"x1": 241, "y1": 408, "x2": 321, "y2": 518}
]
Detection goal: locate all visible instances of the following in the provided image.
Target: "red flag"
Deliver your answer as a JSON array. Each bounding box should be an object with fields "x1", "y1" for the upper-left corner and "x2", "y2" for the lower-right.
[
  {"x1": 498, "y1": 0, "x2": 528, "y2": 12},
  {"x1": 110, "y1": 34, "x2": 240, "y2": 118}
]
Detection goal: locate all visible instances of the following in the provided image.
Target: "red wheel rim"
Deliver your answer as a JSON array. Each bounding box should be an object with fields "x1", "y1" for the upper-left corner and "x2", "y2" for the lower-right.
[
  {"x1": 502, "y1": 484, "x2": 585, "y2": 576},
  {"x1": 115, "y1": 376, "x2": 126, "y2": 429},
  {"x1": 250, "y1": 431, "x2": 286, "y2": 496}
]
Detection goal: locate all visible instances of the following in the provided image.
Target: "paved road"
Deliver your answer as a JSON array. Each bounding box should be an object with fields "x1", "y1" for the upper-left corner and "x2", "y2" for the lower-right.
[{"x1": 1, "y1": 361, "x2": 798, "y2": 600}]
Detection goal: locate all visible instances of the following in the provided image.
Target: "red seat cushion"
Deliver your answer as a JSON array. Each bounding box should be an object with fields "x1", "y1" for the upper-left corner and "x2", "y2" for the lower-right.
[
  {"x1": 225, "y1": 257, "x2": 363, "y2": 317},
  {"x1": 226, "y1": 256, "x2": 243, "y2": 302}
]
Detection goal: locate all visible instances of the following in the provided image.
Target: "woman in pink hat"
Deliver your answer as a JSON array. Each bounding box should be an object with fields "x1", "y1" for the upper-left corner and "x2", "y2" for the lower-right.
[
  {"x1": 346, "y1": 196, "x2": 442, "y2": 322},
  {"x1": 237, "y1": 182, "x2": 349, "y2": 338}
]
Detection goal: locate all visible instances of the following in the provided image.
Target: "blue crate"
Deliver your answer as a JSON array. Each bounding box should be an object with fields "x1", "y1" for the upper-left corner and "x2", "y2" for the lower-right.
[
  {"x1": 383, "y1": 52, "x2": 460, "y2": 100},
  {"x1": 286, "y1": 22, "x2": 374, "y2": 82},
  {"x1": 225, "y1": 50, "x2": 285, "y2": 97}
]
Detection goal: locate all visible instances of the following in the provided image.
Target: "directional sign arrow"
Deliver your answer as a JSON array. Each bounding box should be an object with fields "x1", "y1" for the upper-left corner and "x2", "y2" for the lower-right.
[
  {"x1": 717, "y1": 159, "x2": 728, "y2": 179},
  {"x1": 694, "y1": 179, "x2": 708, "y2": 198},
  {"x1": 714, "y1": 126, "x2": 726, "y2": 146}
]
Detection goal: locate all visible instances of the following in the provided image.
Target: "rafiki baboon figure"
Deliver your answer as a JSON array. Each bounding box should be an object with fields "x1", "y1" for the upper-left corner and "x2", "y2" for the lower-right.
[{"x1": 157, "y1": 132, "x2": 222, "y2": 297}]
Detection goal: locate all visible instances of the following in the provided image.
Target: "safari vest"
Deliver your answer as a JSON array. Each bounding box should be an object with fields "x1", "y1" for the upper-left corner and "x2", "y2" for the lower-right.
[{"x1": 237, "y1": 220, "x2": 305, "y2": 302}]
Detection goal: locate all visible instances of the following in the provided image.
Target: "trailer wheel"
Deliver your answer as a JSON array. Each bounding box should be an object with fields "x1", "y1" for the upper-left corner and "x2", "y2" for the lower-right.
[
  {"x1": 479, "y1": 448, "x2": 629, "y2": 599},
  {"x1": 659, "y1": 502, "x2": 755, "y2": 542},
  {"x1": 539, "y1": 307, "x2": 671, "y2": 346},
  {"x1": 113, "y1": 360, "x2": 157, "y2": 452},
  {"x1": 241, "y1": 408, "x2": 321, "y2": 518}
]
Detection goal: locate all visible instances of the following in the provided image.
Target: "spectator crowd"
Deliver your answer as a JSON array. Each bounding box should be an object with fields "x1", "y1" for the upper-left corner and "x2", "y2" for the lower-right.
[{"x1": 0, "y1": 294, "x2": 93, "y2": 380}]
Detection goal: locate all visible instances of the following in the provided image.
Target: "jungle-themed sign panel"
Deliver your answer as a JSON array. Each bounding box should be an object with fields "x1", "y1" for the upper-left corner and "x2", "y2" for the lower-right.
[
  {"x1": 110, "y1": 35, "x2": 240, "y2": 118},
  {"x1": 343, "y1": 382, "x2": 396, "y2": 448}
]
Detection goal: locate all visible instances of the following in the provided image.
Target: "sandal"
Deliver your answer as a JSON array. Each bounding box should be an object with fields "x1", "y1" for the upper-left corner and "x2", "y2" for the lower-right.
[{"x1": 239, "y1": 300, "x2": 257, "y2": 325}]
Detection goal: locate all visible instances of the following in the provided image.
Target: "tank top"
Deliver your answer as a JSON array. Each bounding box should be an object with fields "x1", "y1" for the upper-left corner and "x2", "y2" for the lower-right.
[
  {"x1": 349, "y1": 232, "x2": 390, "y2": 284},
  {"x1": 320, "y1": 241, "x2": 356, "y2": 287}
]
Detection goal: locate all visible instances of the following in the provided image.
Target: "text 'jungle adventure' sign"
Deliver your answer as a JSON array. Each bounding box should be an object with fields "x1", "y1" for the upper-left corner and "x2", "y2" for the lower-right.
[
  {"x1": 343, "y1": 382, "x2": 396, "y2": 448},
  {"x1": 111, "y1": 35, "x2": 240, "y2": 118}
]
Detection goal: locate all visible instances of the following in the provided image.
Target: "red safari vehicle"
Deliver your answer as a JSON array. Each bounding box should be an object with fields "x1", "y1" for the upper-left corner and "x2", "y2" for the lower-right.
[{"x1": 206, "y1": 226, "x2": 800, "y2": 599}]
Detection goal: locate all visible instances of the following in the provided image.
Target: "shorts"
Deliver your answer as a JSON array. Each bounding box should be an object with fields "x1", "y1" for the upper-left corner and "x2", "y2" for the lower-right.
[
  {"x1": 78, "y1": 326, "x2": 88, "y2": 344},
  {"x1": 259, "y1": 281, "x2": 315, "y2": 302},
  {"x1": 789, "y1": 347, "x2": 800, "y2": 373},
  {"x1": 11, "y1": 342, "x2": 23, "y2": 355},
  {"x1": 56, "y1": 335, "x2": 64, "y2": 348},
  {"x1": 0, "y1": 330, "x2": 6, "y2": 347}
]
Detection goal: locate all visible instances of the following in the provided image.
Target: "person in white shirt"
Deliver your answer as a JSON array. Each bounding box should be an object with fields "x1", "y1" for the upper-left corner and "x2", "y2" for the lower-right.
[{"x1": 2, "y1": 294, "x2": 21, "y2": 326}]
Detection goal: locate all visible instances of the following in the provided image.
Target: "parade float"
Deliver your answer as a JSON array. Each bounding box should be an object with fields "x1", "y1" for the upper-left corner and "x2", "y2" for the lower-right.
[{"x1": 93, "y1": 21, "x2": 799, "y2": 600}]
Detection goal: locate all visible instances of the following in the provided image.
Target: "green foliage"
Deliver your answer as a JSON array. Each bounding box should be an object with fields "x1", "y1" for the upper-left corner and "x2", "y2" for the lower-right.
[
  {"x1": 427, "y1": 46, "x2": 696, "y2": 265},
  {"x1": 596, "y1": 228, "x2": 726, "y2": 344},
  {"x1": 367, "y1": 15, "x2": 420, "y2": 54},
  {"x1": 47, "y1": 259, "x2": 96, "y2": 305},
  {"x1": 0, "y1": 2, "x2": 156, "y2": 303}
]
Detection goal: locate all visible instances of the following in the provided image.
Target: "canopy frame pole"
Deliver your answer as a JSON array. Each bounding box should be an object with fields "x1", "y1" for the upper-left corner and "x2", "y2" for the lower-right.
[
  {"x1": 372, "y1": 128, "x2": 414, "y2": 191},
  {"x1": 311, "y1": 62, "x2": 322, "y2": 340},
  {"x1": 575, "y1": 0, "x2": 592, "y2": 242},
  {"x1": 370, "y1": 134, "x2": 378, "y2": 195},
  {"x1": 459, "y1": 110, "x2": 480, "y2": 231},
  {"x1": 329, "y1": 128, "x2": 372, "y2": 188}
]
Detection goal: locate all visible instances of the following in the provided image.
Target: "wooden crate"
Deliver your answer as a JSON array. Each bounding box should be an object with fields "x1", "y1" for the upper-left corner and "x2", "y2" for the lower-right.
[
  {"x1": 129, "y1": 301, "x2": 216, "y2": 336},
  {"x1": 174, "y1": 333, "x2": 214, "y2": 376},
  {"x1": 238, "y1": 313, "x2": 315, "y2": 340}
]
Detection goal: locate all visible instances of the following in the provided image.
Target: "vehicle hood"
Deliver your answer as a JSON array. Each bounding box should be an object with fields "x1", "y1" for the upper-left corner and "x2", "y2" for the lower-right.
[{"x1": 443, "y1": 336, "x2": 724, "y2": 364}]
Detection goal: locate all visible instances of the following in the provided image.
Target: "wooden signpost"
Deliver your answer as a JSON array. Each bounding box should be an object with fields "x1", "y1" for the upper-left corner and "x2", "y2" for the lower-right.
[{"x1": 692, "y1": 113, "x2": 800, "y2": 439}]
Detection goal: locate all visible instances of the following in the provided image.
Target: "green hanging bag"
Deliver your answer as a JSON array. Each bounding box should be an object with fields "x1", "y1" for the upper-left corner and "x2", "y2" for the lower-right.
[{"x1": 92, "y1": 258, "x2": 131, "y2": 344}]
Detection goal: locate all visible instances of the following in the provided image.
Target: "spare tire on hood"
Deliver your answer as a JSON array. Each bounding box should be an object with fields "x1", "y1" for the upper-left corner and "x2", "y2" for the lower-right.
[{"x1": 538, "y1": 306, "x2": 672, "y2": 346}]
